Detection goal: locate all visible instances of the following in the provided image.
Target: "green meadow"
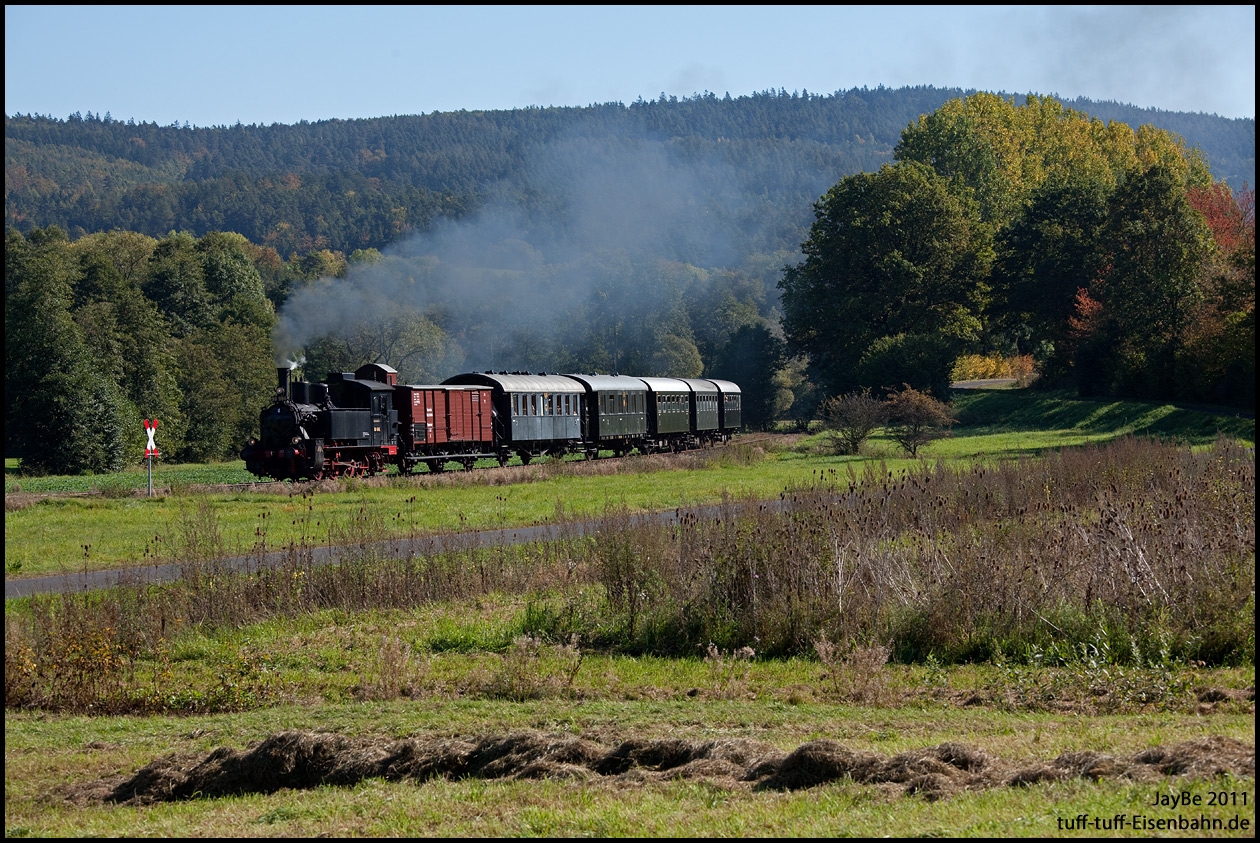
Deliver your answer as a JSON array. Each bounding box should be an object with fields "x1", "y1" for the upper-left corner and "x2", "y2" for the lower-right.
[
  {"x1": 6, "y1": 388, "x2": 1253, "y2": 580},
  {"x1": 5, "y1": 387, "x2": 1254, "y2": 837}
]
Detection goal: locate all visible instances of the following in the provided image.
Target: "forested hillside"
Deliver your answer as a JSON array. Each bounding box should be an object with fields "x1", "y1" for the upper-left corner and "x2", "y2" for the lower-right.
[
  {"x1": 5, "y1": 88, "x2": 1255, "y2": 473},
  {"x1": 7, "y1": 87, "x2": 1253, "y2": 257}
]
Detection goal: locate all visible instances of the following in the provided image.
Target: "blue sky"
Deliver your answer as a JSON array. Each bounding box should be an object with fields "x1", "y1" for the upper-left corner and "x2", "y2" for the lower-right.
[{"x1": 5, "y1": 5, "x2": 1255, "y2": 126}]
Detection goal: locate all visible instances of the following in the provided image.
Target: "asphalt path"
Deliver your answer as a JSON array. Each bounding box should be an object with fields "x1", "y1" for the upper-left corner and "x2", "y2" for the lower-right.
[
  {"x1": 4, "y1": 501, "x2": 771, "y2": 599},
  {"x1": 950, "y1": 378, "x2": 1018, "y2": 389}
]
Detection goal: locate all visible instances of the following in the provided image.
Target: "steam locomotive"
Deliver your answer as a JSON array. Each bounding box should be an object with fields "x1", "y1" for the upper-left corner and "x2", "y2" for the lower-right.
[{"x1": 241, "y1": 363, "x2": 741, "y2": 481}]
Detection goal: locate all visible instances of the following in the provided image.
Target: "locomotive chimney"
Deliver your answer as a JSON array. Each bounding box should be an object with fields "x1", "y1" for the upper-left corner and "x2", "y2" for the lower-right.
[{"x1": 277, "y1": 366, "x2": 291, "y2": 399}]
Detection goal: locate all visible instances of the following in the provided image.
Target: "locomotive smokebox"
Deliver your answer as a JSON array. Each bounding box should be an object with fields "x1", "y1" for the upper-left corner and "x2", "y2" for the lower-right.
[{"x1": 277, "y1": 366, "x2": 291, "y2": 399}]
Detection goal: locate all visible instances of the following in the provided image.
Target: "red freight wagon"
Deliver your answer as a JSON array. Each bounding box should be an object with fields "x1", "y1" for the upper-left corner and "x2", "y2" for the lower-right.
[{"x1": 395, "y1": 384, "x2": 495, "y2": 472}]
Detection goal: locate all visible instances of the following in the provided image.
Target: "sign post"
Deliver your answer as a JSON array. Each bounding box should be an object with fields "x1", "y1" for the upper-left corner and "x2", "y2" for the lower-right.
[{"x1": 144, "y1": 419, "x2": 159, "y2": 497}]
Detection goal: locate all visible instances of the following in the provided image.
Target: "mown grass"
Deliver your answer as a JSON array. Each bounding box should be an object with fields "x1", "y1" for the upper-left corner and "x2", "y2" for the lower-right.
[
  {"x1": 4, "y1": 584, "x2": 1254, "y2": 836},
  {"x1": 5, "y1": 596, "x2": 1256, "y2": 835},
  {"x1": 5, "y1": 693, "x2": 1255, "y2": 837}
]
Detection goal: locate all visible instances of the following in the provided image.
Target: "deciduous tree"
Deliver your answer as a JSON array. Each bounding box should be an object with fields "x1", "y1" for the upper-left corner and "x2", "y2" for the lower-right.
[{"x1": 779, "y1": 162, "x2": 990, "y2": 398}]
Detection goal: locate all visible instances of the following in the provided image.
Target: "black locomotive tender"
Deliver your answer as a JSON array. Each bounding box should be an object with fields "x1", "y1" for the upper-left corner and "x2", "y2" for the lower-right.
[{"x1": 242, "y1": 364, "x2": 741, "y2": 481}]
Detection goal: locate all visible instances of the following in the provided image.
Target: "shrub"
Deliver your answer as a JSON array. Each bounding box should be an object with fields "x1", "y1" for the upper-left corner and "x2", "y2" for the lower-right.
[
  {"x1": 950, "y1": 353, "x2": 1036, "y2": 381},
  {"x1": 884, "y1": 385, "x2": 955, "y2": 457},
  {"x1": 818, "y1": 389, "x2": 886, "y2": 455}
]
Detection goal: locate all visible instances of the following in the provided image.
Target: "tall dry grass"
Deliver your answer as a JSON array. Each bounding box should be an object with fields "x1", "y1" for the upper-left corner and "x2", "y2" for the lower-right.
[{"x1": 581, "y1": 435, "x2": 1254, "y2": 663}]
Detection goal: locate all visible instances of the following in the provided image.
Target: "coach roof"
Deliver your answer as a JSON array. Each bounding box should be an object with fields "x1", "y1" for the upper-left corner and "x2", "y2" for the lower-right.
[
  {"x1": 678, "y1": 378, "x2": 720, "y2": 395},
  {"x1": 636, "y1": 376, "x2": 691, "y2": 393},
  {"x1": 563, "y1": 374, "x2": 649, "y2": 392},
  {"x1": 442, "y1": 372, "x2": 584, "y2": 393}
]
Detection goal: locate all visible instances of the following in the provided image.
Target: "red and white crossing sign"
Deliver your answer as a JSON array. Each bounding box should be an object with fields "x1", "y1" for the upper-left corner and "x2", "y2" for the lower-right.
[{"x1": 144, "y1": 418, "x2": 160, "y2": 457}]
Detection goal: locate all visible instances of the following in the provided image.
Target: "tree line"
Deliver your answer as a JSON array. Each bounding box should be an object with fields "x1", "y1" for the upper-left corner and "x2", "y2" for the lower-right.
[
  {"x1": 7, "y1": 87, "x2": 1252, "y2": 257},
  {"x1": 781, "y1": 94, "x2": 1254, "y2": 412},
  {"x1": 4, "y1": 226, "x2": 786, "y2": 474}
]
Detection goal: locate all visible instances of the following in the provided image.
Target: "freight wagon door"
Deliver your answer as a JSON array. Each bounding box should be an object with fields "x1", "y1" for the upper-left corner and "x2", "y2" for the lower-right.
[
  {"x1": 430, "y1": 389, "x2": 450, "y2": 444},
  {"x1": 446, "y1": 388, "x2": 494, "y2": 443},
  {"x1": 408, "y1": 389, "x2": 446, "y2": 446},
  {"x1": 472, "y1": 389, "x2": 493, "y2": 443}
]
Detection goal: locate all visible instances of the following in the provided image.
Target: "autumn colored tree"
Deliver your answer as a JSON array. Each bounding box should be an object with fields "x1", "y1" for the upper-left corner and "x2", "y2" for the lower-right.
[
  {"x1": 1179, "y1": 184, "x2": 1255, "y2": 406},
  {"x1": 896, "y1": 93, "x2": 1212, "y2": 230}
]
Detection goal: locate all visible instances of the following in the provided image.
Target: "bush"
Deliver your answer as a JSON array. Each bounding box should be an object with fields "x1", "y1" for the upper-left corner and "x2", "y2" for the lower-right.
[
  {"x1": 950, "y1": 353, "x2": 1036, "y2": 381},
  {"x1": 819, "y1": 389, "x2": 887, "y2": 455},
  {"x1": 885, "y1": 385, "x2": 955, "y2": 456}
]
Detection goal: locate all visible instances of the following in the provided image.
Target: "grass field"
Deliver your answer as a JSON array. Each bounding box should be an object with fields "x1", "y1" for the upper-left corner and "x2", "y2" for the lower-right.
[
  {"x1": 6, "y1": 388, "x2": 1254, "y2": 580},
  {"x1": 5, "y1": 387, "x2": 1255, "y2": 837}
]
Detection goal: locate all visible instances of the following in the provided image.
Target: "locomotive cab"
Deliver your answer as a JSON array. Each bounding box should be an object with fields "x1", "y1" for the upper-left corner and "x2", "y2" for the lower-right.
[{"x1": 241, "y1": 366, "x2": 399, "y2": 481}]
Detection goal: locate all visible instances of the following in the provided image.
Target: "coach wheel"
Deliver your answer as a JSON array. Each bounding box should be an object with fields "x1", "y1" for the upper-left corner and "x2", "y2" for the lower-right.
[
  {"x1": 460, "y1": 458, "x2": 475, "y2": 471},
  {"x1": 519, "y1": 451, "x2": 533, "y2": 466},
  {"x1": 497, "y1": 453, "x2": 511, "y2": 468},
  {"x1": 428, "y1": 460, "x2": 446, "y2": 473}
]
